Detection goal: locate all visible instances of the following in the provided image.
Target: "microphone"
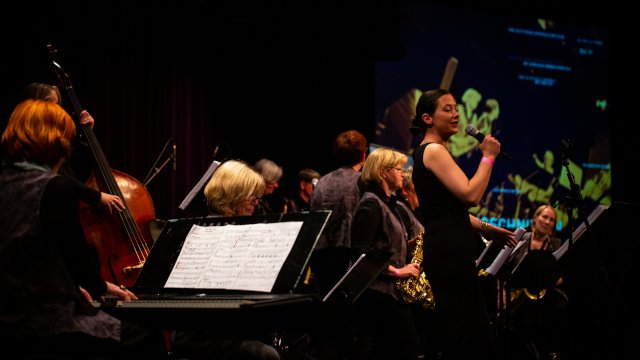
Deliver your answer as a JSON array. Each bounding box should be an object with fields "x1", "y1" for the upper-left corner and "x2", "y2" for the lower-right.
[
  {"x1": 464, "y1": 124, "x2": 511, "y2": 160},
  {"x1": 311, "y1": 178, "x2": 319, "y2": 188},
  {"x1": 172, "y1": 143, "x2": 177, "y2": 171},
  {"x1": 212, "y1": 145, "x2": 219, "y2": 160}
]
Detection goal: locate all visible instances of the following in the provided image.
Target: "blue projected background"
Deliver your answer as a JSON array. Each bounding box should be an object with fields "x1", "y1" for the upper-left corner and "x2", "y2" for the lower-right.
[{"x1": 374, "y1": 1, "x2": 612, "y2": 233}]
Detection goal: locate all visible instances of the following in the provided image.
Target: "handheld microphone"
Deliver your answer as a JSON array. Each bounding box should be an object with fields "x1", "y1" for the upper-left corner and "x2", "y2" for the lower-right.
[
  {"x1": 464, "y1": 124, "x2": 511, "y2": 160},
  {"x1": 172, "y1": 143, "x2": 177, "y2": 171}
]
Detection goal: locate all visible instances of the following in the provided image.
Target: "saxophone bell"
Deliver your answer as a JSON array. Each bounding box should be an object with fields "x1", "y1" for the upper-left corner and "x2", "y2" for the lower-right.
[{"x1": 395, "y1": 229, "x2": 435, "y2": 310}]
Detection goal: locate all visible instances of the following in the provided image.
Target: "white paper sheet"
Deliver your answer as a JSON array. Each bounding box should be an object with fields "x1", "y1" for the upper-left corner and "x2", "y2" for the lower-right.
[{"x1": 164, "y1": 221, "x2": 303, "y2": 292}]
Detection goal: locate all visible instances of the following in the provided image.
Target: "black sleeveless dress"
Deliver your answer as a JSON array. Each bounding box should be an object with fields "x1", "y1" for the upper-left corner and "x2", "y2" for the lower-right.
[{"x1": 412, "y1": 143, "x2": 495, "y2": 360}]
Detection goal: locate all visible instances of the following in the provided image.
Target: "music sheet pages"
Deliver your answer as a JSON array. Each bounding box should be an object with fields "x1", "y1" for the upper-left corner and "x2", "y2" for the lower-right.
[{"x1": 165, "y1": 222, "x2": 303, "y2": 292}]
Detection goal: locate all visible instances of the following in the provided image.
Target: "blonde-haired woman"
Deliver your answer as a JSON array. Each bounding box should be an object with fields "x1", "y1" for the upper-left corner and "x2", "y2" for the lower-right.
[
  {"x1": 505, "y1": 204, "x2": 569, "y2": 359},
  {"x1": 178, "y1": 159, "x2": 280, "y2": 360},
  {"x1": 204, "y1": 159, "x2": 266, "y2": 216},
  {"x1": 351, "y1": 147, "x2": 423, "y2": 360}
]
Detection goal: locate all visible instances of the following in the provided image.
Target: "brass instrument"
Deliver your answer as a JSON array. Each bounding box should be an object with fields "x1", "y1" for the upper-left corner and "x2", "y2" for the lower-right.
[
  {"x1": 516, "y1": 287, "x2": 546, "y2": 301},
  {"x1": 395, "y1": 229, "x2": 435, "y2": 310}
]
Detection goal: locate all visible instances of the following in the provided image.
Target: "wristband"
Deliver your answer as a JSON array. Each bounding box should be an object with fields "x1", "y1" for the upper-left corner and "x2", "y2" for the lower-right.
[
  {"x1": 394, "y1": 269, "x2": 401, "y2": 277},
  {"x1": 481, "y1": 156, "x2": 495, "y2": 166},
  {"x1": 480, "y1": 221, "x2": 489, "y2": 233}
]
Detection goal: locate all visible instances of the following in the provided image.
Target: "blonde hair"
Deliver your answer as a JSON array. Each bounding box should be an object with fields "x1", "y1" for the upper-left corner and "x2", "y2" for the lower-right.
[
  {"x1": 361, "y1": 148, "x2": 407, "y2": 186},
  {"x1": 1, "y1": 99, "x2": 75, "y2": 167},
  {"x1": 531, "y1": 204, "x2": 557, "y2": 236},
  {"x1": 204, "y1": 160, "x2": 266, "y2": 216}
]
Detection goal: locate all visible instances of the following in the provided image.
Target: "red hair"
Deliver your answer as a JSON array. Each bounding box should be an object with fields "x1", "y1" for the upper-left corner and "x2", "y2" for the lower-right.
[{"x1": 1, "y1": 99, "x2": 76, "y2": 168}]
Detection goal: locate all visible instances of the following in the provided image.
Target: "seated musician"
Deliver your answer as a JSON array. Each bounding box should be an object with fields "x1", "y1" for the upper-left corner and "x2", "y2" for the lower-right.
[
  {"x1": 19, "y1": 82, "x2": 124, "y2": 214},
  {"x1": 503, "y1": 204, "x2": 570, "y2": 360},
  {"x1": 170, "y1": 159, "x2": 282, "y2": 360},
  {"x1": 204, "y1": 159, "x2": 266, "y2": 217},
  {"x1": 0, "y1": 99, "x2": 167, "y2": 359}
]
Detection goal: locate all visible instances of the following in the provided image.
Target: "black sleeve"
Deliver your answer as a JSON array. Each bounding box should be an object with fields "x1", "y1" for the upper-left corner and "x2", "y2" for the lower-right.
[
  {"x1": 67, "y1": 175, "x2": 101, "y2": 206},
  {"x1": 41, "y1": 176, "x2": 107, "y2": 298},
  {"x1": 350, "y1": 197, "x2": 381, "y2": 261},
  {"x1": 64, "y1": 140, "x2": 95, "y2": 183}
]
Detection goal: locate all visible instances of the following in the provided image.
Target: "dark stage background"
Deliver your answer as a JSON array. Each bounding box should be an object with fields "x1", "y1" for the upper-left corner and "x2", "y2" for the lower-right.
[
  {"x1": 1, "y1": 1, "x2": 638, "y2": 358},
  {"x1": 1, "y1": 1, "x2": 636, "y2": 220}
]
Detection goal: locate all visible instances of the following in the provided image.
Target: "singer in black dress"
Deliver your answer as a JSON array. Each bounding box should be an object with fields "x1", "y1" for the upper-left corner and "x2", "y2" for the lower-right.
[{"x1": 409, "y1": 89, "x2": 516, "y2": 360}]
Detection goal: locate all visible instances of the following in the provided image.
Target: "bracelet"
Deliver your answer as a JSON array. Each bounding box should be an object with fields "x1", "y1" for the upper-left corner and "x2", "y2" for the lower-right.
[
  {"x1": 480, "y1": 221, "x2": 489, "y2": 233},
  {"x1": 481, "y1": 156, "x2": 495, "y2": 166}
]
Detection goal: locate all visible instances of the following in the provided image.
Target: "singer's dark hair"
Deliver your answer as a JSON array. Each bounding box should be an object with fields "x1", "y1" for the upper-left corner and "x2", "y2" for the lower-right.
[{"x1": 410, "y1": 88, "x2": 451, "y2": 135}]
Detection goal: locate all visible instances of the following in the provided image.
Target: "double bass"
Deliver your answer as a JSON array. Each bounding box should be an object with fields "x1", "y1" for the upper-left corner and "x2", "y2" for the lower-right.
[{"x1": 48, "y1": 45, "x2": 155, "y2": 288}]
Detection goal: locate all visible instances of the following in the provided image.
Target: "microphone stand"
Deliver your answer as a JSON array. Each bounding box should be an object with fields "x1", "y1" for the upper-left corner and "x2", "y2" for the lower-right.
[
  {"x1": 560, "y1": 140, "x2": 590, "y2": 249},
  {"x1": 143, "y1": 138, "x2": 174, "y2": 187},
  {"x1": 560, "y1": 139, "x2": 612, "y2": 358}
]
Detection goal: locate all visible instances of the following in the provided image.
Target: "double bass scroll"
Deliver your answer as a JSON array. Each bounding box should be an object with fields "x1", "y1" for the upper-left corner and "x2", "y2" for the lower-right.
[{"x1": 47, "y1": 44, "x2": 156, "y2": 288}]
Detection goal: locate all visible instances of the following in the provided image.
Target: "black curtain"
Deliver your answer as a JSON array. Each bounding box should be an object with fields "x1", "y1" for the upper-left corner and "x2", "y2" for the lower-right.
[{"x1": 1, "y1": 1, "x2": 636, "y2": 219}]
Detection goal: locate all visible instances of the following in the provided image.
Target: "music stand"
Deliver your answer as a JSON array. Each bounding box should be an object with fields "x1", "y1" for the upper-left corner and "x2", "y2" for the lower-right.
[
  {"x1": 322, "y1": 248, "x2": 392, "y2": 304},
  {"x1": 508, "y1": 250, "x2": 560, "y2": 294},
  {"x1": 133, "y1": 211, "x2": 331, "y2": 296},
  {"x1": 178, "y1": 160, "x2": 221, "y2": 216}
]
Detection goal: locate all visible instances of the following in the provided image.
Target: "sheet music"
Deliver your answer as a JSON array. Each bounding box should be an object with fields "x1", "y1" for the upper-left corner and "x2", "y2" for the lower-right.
[
  {"x1": 484, "y1": 227, "x2": 526, "y2": 276},
  {"x1": 553, "y1": 204, "x2": 609, "y2": 260},
  {"x1": 165, "y1": 221, "x2": 303, "y2": 292}
]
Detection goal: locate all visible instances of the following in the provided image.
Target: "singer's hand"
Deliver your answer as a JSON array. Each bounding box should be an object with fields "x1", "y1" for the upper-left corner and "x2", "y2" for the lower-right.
[
  {"x1": 487, "y1": 225, "x2": 517, "y2": 248},
  {"x1": 465, "y1": 124, "x2": 510, "y2": 160},
  {"x1": 479, "y1": 134, "x2": 500, "y2": 158}
]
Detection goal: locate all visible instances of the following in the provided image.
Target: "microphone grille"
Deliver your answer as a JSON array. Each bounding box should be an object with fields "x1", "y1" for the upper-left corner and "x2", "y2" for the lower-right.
[{"x1": 465, "y1": 124, "x2": 478, "y2": 136}]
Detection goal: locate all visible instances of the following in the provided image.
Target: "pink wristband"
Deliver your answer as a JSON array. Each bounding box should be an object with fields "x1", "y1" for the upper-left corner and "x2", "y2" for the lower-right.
[
  {"x1": 394, "y1": 269, "x2": 401, "y2": 277},
  {"x1": 481, "y1": 156, "x2": 495, "y2": 166}
]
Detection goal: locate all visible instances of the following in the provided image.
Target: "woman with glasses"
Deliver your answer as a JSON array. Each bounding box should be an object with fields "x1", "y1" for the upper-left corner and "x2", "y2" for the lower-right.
[
  {"x1": 204, "y1": 159, "x2": 266, "y2": 216},
  {"x1": 172, "y1": 159, "x2": 281, "y2": 360},
  {"x1": 350, "y1": 147, "x2": 423, "y2": 360}
]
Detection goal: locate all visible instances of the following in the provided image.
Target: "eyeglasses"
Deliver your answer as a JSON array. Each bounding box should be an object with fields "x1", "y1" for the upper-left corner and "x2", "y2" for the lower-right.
[
  {"x1": 245, "y1": 196, "x2": 262, "y2": 205},
  {"x1": 387, "y1": 166, "x2": 403, "y2": 172}
]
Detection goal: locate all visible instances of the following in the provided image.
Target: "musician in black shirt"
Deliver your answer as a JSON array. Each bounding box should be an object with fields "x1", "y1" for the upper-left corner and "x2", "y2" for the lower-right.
[
  {"x1": 18, "y1": 82, "x2": 124, "y2": 213},
  {"x1": 0, "y1": 99, "x2": 166, "y2": 359}
]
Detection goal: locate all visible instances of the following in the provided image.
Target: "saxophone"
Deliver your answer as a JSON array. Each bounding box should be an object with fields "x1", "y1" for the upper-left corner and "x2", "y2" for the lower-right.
[{"x1": 395, "y1": 229, "x2": 435, "y2": 310}]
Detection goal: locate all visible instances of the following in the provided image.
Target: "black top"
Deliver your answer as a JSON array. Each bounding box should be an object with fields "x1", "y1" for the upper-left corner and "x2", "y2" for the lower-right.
[
  {"x1": 284, "y1": 194, "x2": 311, "y2": 213},
  {"x1": 412, "y1": 143, "x2": 477, "y2": 274},
  {"x1": 0, "y1": 166, "x2": 118, "y2": 340},
  {"x1": 411, "y1": 142, "x2": 496, "y2": 358},
  {"x1": 60, "y1": 142, "x2": 101, "y2": 206},
  {"x1": 351, "y1": 184, "x2": 423, "y2": 299}
]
